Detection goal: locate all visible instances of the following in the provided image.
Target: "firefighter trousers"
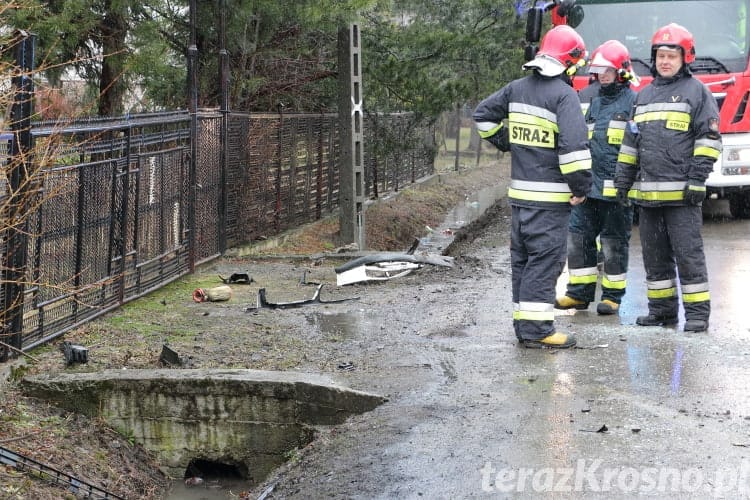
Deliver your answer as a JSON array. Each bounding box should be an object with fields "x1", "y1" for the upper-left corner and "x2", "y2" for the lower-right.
[
  {"x1": 639, "y1": 205, "x2": 710, "y2": 321},
  {"x1": 565, "y1": 198, "x2": 633, "y2": 303},
  {"x1": 511, "y1": 206, "x2": 568, "y2": 341}
]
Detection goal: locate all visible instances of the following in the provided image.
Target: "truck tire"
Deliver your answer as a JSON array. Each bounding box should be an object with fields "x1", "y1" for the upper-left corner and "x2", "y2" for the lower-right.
[{"x1": 729, "y1": 192, "x2": 750, "y2": 219}]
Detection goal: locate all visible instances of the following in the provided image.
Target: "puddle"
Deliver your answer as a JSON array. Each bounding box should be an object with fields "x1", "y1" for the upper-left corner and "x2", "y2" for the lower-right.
[
  {"x1": 305, "y1": 309, "x2": 378, "y2": 339},
  {"x1": 166, "y1": 478, "x2": 253, "y2": 499},
  {"x1": 418, "y1": 183, "x2": 506, "y2": 253}
]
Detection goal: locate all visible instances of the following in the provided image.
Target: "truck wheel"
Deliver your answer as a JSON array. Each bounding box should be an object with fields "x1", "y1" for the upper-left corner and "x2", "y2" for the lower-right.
[{"x1": 729, "y1": 192, "x2": 750, "y2": 219}]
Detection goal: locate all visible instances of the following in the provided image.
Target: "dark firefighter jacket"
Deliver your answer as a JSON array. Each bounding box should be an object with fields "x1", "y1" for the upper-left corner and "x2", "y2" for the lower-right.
[
  {"x1": 585, "y1": 83, "x2": 637, "y2": 200},
  {"x1": 614, "y1": 73, "x2": 722, "y2": 206},
  {"x1": 473, "y1": 72, "x2": 592, "y2": 210},
  {"x1": 577, "y1": 79, "x2": 600, "y2": 116}
]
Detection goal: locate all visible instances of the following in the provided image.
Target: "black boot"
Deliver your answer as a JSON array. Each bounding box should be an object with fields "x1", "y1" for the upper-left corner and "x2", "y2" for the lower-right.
[
  {"x1": 684, "y1": 319, "x2": 708, "y2": 332},
  {"x1": 636, "y1": 314, "x2": 678, "y2": 326}
]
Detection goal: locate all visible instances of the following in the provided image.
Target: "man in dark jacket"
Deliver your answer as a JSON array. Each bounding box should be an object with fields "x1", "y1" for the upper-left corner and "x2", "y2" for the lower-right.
[
  {"x1": 614, "y1": 23, "x2": 721, "y2": 332},
  {"x1": 556, "y1": 40, "x2": 638, "y2": 316},
  {"x1": 473, "y1": 25, "x2": 592, "y2": 348}
]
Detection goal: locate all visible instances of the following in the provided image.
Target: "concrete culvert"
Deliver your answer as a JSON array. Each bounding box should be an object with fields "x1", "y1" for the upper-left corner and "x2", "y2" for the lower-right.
[{"x1": 185, "y1": 458, "x2": 246, "y2": 480}]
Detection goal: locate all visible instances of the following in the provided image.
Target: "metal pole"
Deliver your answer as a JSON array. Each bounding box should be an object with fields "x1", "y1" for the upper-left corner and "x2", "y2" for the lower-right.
[
  {"x1": 187, "y1": 0, "x2": 198, "y2": 272},
  {"x1": 1, "y1": 30, "x2": 35, "y2": 360},
  {"x1": 218, "y1": 0, "x2": 229, "y2": 253}
]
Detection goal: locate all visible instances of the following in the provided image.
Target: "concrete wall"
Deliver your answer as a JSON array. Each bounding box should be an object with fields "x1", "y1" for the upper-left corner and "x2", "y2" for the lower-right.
[{"x1": 21, "y1": 369, "x2": 385, "y2": 480}]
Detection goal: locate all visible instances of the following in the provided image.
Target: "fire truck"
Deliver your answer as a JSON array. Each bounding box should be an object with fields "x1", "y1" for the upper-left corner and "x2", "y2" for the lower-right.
[{"x1": 525, "y1": 0, "x2": 750, "y2": 218}]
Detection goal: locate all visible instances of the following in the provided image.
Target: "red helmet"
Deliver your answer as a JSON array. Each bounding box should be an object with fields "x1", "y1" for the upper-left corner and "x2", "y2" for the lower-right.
[
  {"x1": 537, "y1": 25, "x2": 587, "y2": 68},
  {"x1": 589, "y1": 40, "x2": 638, "y2": 83},
  {"x1": 651, "y1": 23, "x2": 695, "y2": 64}
]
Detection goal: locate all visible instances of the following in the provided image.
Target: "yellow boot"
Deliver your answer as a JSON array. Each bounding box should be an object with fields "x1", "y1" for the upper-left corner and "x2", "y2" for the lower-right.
[
  {"x1": 521, "y1": 332, "x2": 577, "y2": 349},
  {"x1": 554, "y1": 296, "x2": 589, "y2": 310}
]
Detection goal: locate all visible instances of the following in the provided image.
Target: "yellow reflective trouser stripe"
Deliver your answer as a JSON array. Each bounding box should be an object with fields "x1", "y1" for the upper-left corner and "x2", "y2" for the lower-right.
[
  {"x1": 602, "y1": 276, "x2": 626, "y2": 289},
  {"x1": 694, "y1": 146, "x2": 720, "y2": 160},
  {"x1": 647, "y1": 287, "x2": 677, "y2": 299},
  {"x1": 569, "y1": 266, "x2": 598, "y2": 285},
  {"x1": 513, "y1": 310, "x2": 555, "y2": 321},
  {"x1": 514, "y1": 302, "x2": 554, "y2": 321},
  {"x1": 570, "y1": 274, "x2": 597, "y2": 284},
  {"x1": 683, "y1": 291, "x2": 710, "y2": 303}
]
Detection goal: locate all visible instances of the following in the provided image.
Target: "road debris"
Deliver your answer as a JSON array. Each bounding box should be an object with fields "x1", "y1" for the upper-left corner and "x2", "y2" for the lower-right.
[
  {"x1": 219, "y1": 272, "x2": 254, "y2": 284},
  {"x1": 580, "y1": 424, "x2": 609, "y2": 433},
  {"x1": 246, "y1": 284, "x2": 359, "y2": 310},
  {"x1": 334, "y1": 252, "x2": 454, "y2": 286},
  {"x1": 575, "y1": 344, "x2": 609, "y2": 349},
  {"x1": 193, "y1": 285, "x2": 233, "y2": 302},
  {"x1": 61, "y1": 342, "x2": 88, "y2": 366}
]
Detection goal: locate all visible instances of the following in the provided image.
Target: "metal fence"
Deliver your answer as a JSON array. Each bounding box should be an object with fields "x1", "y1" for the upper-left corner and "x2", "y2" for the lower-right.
[{"x1": 0, "y1": 110, "x2": 434, "y2": 357}]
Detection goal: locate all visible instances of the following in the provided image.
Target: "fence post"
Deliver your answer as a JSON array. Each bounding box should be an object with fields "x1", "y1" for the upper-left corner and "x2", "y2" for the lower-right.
[
  {"x1": 187, "y1": 0, "x2": 198, "y2": 272},
  {"x1": 1, "y1": 30, "x2": 35, "y2": 360},
  {"x1": 218, "y1": 0, "x2": 229, "y2": 253},
  {"x1": 337, "y1": 23, "x2": 366, "y2": 250}
]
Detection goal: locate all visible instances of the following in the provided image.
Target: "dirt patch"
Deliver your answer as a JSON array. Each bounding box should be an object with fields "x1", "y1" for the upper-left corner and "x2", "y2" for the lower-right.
[{"x1": 0, "y1": 160, "x2": 510, "y2": 499}]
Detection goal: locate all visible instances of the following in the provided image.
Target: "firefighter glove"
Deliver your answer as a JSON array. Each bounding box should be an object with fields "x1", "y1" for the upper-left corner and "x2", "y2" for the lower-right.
[
  {"x1": 683, "y1": 180, "x2": 706, "y2": 205},
  {"x1": 616, "y1": 187, "x2": 631, "y2": 207}
]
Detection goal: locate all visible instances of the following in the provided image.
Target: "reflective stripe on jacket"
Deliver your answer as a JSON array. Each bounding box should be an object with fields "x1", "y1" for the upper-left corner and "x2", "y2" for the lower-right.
[
  {"x1": 613, "y1": 73, "x2": 722, "y2": 207},
  {"x1": 474, "y1": 72, "x2": 592, "y2": 209},
  {"x1": 583, "y1": 84, "x2": 636, "y2": 200}
]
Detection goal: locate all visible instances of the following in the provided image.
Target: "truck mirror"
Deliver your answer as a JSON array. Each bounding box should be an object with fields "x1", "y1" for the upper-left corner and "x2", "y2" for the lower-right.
[
  {"x1": 566, "y1": 5, "x2": 584, "y2": 28},
  {"x1": 525, "y1": 7, "x2": 543, "y2": 43},
  {"x1": 556, "y1": 0, "x2": 577, "y2": 17}
]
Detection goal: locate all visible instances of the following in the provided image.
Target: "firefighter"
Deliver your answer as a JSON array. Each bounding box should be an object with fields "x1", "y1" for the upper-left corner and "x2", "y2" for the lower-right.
[
  {"x1": 555, "y1": 40, "x2": 638, "y2": 315},
  {"x1": 473, "y1": 25, "x2": 592, "y2": 348},
  {"x1": 614, "y1": 23, "x2": 721, "y2": 332}
]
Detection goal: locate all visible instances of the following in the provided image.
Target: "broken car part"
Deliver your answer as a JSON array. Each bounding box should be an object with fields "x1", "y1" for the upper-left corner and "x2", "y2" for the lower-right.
[
  {"x1": 246, "y1": 284, "x2": 359, "y2": 310},
  {"x1": 219, "y1": 272, "x2": 254, "y2": 284},
  {"x1": 159, "y1": 344, "x2": 183, "y2": 366},
  {"x1": 61, "y1": 341, "x2": 88, "y2": 366},
  {"x1": 334, "y1": 252, "x2": 454, "y2": 286}
]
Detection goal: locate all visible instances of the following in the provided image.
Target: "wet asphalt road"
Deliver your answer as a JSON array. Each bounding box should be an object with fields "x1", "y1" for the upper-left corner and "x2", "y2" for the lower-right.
[
  {"x1": 256, "y1": 197, "x2": 750, "y2": 500},
  {"x1": 458, "y1": 198, "x2": 750, "y2": 498}
]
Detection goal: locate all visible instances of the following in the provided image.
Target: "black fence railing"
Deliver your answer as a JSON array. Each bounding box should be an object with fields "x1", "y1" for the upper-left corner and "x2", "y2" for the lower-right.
[{"x1": 0, "y1": 110, "x2": 434, "y2": 358}]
